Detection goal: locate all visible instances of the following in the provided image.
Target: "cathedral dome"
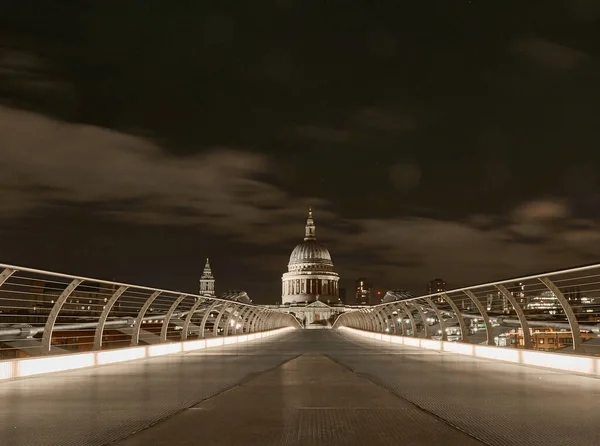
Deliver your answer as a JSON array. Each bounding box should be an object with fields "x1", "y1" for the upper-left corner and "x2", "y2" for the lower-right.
[{"x1": 288, "y1": 240, "x2": 333, "y2": 267}]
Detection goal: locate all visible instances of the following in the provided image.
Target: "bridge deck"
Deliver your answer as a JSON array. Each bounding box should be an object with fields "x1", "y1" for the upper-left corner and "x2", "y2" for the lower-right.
[{"x1": 1, "y1": 330, "x2": 598, "y2": 446}]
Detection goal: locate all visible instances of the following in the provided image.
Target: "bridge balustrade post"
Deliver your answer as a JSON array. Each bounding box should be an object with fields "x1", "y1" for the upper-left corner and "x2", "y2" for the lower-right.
[
  {"x1": 373, "y1": 308, "x2": 387, "y2": 332},
  {"x1": 424, "y1": 297, "x2": 447, "y2": 341},
  {"x1": 181, "y1": 298, "x2": 208, "y2": 341},
  {"x1": 398, "y1": 302, "x2": 417, "y2": 337},
  {"x1": 94, "y1": 286, "x2": 128, "y2": 350},
  {"x1": 248, "y1": 308, "x2": 263, "y2": 333},
  {"x1": 256, "y1": 310, "x2": 269, "y2": 332},
  {"x1": 131, "y1": 290, "x2": 162, "y2": 346},
  {"x1": 380, "y1": 305, "x2": 397, "y2": 333},
  {"x1": 213, "y1": 303, "x2": 231, "y2": 336},
  {"x1": 495, "y1": 285, "x2": 533, "y2": 349},
  {"x1": 222, "y1": 303, "x2": 243, "y2": 337},
  {"x1": 160, "y1": 293, "x2": 189, "y2": 342},
  {"x1": 408, "y1": 302, "x2": 430, "y2": 338},
  {"x1": 439, "y1": 293, "x2": 469, "y2": 343},
  {"x1": 199, "y1": 301, "x2": 221, "y2": 338},
  {"x1": 242, "y1": 308, "x2": 257, "y2": 333},
  {"x1": 0, "y1": 268, "x2": 15, "y2": 288},
  {"x1": 365, "y1": 309, "x2": 377, "y2": 332},
  {"x1": 361, "y1": 310, "x2": 372, "y2": 331},
  {"x1": 463, "y1": 290, "x2": 494, "y2": 345},
  {"x1": 42, "y1": 279, "x2": 84, "y2": 354},
  {"x1": 539, "y1": 277, "x2": 584, "y2": 352},
  {"x1": 233, "y1": 306, "x2": 252, "y2": 335}
]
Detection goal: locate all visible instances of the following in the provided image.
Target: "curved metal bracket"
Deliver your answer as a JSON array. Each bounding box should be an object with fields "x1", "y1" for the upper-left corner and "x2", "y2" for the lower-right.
[
  {"x1": 539, "y1": 277, "x2": 583, "y2": 352},
  {"x1": 398, "y1": 302, "x2": 417, "y2": 337},
  {"x1": 380, "y1": 306, "x2": 396, "y2": 333},
  {"x1": 463, "y1": 290, "x2": 494, "y2": 345},
  {"x1": 248, "y1": 308, "x2": 263, "y2": 332},
  {"x1": 408, "y1": 302, "x2": 430, "y2": 338},
  {"x1": 244, "y1": 308, "x2": 260, "y2": 333},
  {"x1": 42, "y1": 279, "x2": 83, "y2": 354},
  {"x1": 424, "y1": 297, "x2": 447, "y2": 341},
  {"x1": 233, "y1": 306, "x2": 252, "y2": 335},
  {"x1": 200, "y1": 301, "x2": 221, "y2": 337},
  {"x1": 373, "y1": 308, "x2": 387, "y2": 332},
  {"x1": 93, "y1": 286, "x2": 128, "y2": 350},
  {"x1": 0, "y1": 268, "x2": 16, "y2": 288},
  {"x1": 216, "y1": 303, "x2": 239, "y2": 337},
  {"x1": 495, "y1": 285, "x2": 533, "y2": 349},
  {"x1": 160, "y1": 293, "x2": 189, "y2": 342},
  {"x1": 131, "y1": 291, "x2": 162, "y2": 346},
  {"x1": 181, "y1": 297, "x2": 208, "y2": 341},
  {"x1": 395, "y1": 306, "x2": 408, "y2": 336},
  {"x1": 440, "y1": 293, "x2": 468, "y2": 343},
  {"x1": 387, "y1": 304, "x2": 404, "y2": 335}
]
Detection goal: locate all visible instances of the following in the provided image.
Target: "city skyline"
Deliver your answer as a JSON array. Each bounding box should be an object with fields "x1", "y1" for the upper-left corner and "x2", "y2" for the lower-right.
[{"x1": 1, "y1": 3, "x2": 600, "y2": 303}]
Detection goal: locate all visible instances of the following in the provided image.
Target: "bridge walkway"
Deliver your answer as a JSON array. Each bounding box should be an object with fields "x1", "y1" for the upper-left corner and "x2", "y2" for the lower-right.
[{"x1": 1, "y1": 330, "x2": 598, "y2": 445}]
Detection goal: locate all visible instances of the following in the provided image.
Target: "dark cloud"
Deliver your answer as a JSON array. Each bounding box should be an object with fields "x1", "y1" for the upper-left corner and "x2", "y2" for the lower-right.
[{"x1": 1, "y1": 2, "x2": 600, "y2": 302}]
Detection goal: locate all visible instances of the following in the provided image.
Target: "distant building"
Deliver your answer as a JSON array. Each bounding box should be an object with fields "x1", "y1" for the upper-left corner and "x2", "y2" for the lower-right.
[
  {"x1": 427, "y1": 278, "x2": 446, "y2": 294},
  {"x1": 355, "y1": 278, "x2": 372, "y2": 306},
  {"x1": 199, "y1": 258, "x2": 216, "y2": 297},
  {"x1": 427, "y1": 278, "x2": 447, "y2": 303}
]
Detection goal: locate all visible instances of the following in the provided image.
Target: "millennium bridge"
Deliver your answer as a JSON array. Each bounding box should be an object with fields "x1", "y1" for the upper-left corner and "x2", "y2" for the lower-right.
[{"x1": 1, "y1": 262, "x2": 599, "y2": 445}]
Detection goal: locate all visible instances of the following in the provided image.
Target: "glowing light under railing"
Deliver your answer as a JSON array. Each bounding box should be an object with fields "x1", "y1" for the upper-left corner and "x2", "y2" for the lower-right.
[
  {"x1": 96, "y1": 347, "x2": 146, "y2": 365},
  {"x1": 420, "y1": 339, "x2": 442, "y2": 350},
  {"x1": 521, "y1": 350, "x2": 595, "y2": 375},
  {"x1": 18, "y1": 353, "x2": 95, "y2": 377},
  {"x1": 403, "y1": 337, "x2": 420, "y2": 347},
  {"x1": 148, "y1": 343, "x2": 182, "y2": 357},
  {"x1": 206, "y1": 338, "x2": 224, "y2": 348},
  {"x1": 182, "y1": 339, "x2": 207, "y2": 351},
  {"x1": 443, "y1": 342, "x2": 475, "y2": 356},
  {"x1": 0, "y1": 362, "x2": 14, "y2": 380},
  {"x1": 224, "y1": 337, "x2": 238, "y2": 345},
  {"x1": 0, "y1": 327, "x2": 290, "y2": 382},
  {"x1": 474, "y1": 345, "x2": 520, "y2": 363}
]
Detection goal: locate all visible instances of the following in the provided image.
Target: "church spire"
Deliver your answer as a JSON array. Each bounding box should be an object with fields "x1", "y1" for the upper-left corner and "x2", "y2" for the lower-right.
[
  {"x1": 304, "y1": 206, "x2": 316, "y2": 241},
  {"x1": 199, "y1": 258, "x2": 215, "y2": 296}
]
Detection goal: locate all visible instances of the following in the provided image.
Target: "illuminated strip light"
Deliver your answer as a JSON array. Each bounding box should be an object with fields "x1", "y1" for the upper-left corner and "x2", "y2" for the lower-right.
[
  {"x1": 148, "y1": 343, "x2": 182, "y2": 357},
  {"x1": 183, "y1": 340, "x2": 206, "y2": 352},
  {"x1": 96, "y1": 347, "x2": 146, "y2": 365},
  {"x1": 338, "y1": 327, "x2": 600, "y2": 377},
  {"x1": 0, "y1": 326, "x2": 296, "y2": 381},
  {"x1": 18, "y1": 353, "x2": 95, "y2": 377}
]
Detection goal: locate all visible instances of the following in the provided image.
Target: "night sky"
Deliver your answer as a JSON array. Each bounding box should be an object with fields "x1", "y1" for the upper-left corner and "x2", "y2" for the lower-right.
[{"x1": 1, "y1": 1, "x2": 600, "y2": 303}]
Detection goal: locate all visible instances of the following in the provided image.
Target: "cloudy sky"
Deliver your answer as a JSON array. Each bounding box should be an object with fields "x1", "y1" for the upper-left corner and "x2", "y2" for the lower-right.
[{"x1": 1, "y1": 2, "x2": 600, "y2": 303}]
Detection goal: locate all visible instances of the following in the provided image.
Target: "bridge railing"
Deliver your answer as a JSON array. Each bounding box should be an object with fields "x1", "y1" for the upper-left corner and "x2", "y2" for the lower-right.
[
  {"x1": 0, "y1": 263, "x2": 298, "y2": 360},
  {"x1": 334, "y1": 263, "x2": 600, "y2": 355}
]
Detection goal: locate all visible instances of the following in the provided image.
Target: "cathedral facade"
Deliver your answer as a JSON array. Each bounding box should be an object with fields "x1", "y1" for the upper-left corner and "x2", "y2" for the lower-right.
[{"x1": 281, "y1": 208, "x2": 340, "y2": 305}]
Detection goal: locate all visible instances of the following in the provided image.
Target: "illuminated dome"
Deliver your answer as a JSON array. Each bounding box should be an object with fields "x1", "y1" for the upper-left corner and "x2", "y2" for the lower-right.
[
  {"x1": 288, "y1": 240, "x2": 333, "y2": 271},
  {"x1": 281, "y1": 208, "x2": 339, "y2": 304}
]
